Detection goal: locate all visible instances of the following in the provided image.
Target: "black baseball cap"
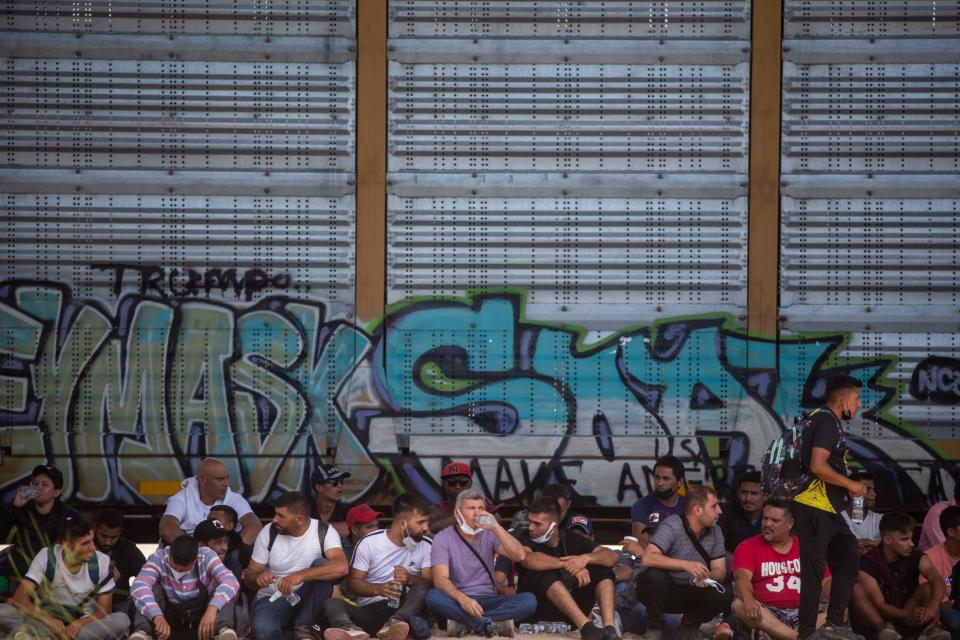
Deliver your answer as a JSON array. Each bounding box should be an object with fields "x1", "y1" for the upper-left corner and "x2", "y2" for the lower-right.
[
  {"x1": 194, "y1": 519, "x2": 230, "y2": 543},
  {"x1": 32, "y1": 465, "x2": 64, "y2": 490}
]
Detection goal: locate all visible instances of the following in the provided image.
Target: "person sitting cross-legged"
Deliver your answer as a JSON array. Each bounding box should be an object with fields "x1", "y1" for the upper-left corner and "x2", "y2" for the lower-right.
[
  {"x1": 130, "y1": 533, "x2": 240, "y2": 640},
  {"x1": 425, "y1": 488, "x2": 536, "y2": 637},
  {"x1": 245, "y1": 490, "x2": 348, "y2": 640},
  {"x1": 635, "y1": 485, "x2": 734, "y2": 640},
  {"x1": 0, "y1": 515, "x2": 129, "y2": 639},
  {"x1": 323, "y1": 493, "x2": 435, "y2": 640},
  {"x1": 516, "y1": 497, "x2": 621, "y2": 640},
  {"x1": 732, "y1": 499, "x2": 831, "y2": 640},
  {"x1": 851, "y1": 512, "x2": 950, "y2": 640}
]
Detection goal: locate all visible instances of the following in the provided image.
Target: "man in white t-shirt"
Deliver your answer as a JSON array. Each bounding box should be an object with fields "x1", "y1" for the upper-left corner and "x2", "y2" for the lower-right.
[
  {"x1": 159, "y1": 457, "x2": 263, "y2": 547},
  {"x1": 0, "y1": 516, "x2": 129, "y2": 639},
  {"x1": 841, "y1": 471, "x2": 882, "y2": 554},
  {"x1": 245, "y1": 491, "x2": 349, "y2": 640},
  {"x1": 323, "y1": 493, "x2": 434, "y2": 640}
]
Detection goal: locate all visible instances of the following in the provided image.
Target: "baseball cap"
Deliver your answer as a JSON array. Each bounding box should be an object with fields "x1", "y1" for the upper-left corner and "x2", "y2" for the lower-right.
[
  {"x1": 567, "y1": 514, "x2": 593, "y2": 535},
  {"x1": 440, "y1": 461, "x2": 471, "y2": 479},
  {"x1": 32, "y1": 465, "x2": 64, "y2": 490},
  {"x1": 311, "y1": 463, "x2": 351, "y2": 486},
  {"x1": 346, "y1": 504, "x2": 383, "y2": 529},
  {"x1": 194, "y1": 519, "x2": 230, "y2": 543}
]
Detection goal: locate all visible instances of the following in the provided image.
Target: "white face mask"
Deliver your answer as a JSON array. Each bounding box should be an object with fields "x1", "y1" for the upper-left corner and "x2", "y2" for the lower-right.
[
  {"x1": 531, "y1": 522, "x2": 557, "y2": 544},
  {"x1": 455, "y1": 509, "x2": 483, "y2": 536},
  {"x1": 401, "y1": 522, "x2": 421, "y2": 551}
]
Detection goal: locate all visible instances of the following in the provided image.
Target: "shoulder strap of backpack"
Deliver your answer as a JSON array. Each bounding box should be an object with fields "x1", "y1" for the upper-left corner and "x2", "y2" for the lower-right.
[
  {"x1": 317, "y1": 521, "x2": 328, "y2": 559},
  {"x1": 87, "y1": 553, "x2": 100, "y2": 584},
  {"x1": 267, "y1": 523, "x2": 279, "y2": 552},
  {"x1": 44, "y1": 546, "x2": 56, "y2": 583}
]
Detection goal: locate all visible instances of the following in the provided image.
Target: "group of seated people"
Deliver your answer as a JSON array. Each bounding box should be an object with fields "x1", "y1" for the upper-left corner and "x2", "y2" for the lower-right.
[{"x1": 0, "y1": 457, "x2": 957, "y2": 640}]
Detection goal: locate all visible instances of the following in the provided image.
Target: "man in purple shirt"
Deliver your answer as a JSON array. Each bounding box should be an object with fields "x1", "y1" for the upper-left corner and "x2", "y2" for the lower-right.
[{"x1": 425, "y1": 489, "x2": 536, "y2": 636}]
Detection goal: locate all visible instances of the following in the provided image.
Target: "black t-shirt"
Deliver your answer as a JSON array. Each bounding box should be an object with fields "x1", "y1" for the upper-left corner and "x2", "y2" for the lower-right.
[
  {"x1": 0, "y1": 500, "x2": 82, "y2": 574},
  {"x1": 516, "y1": 529, "x2": 598, "y2": 563},
  {"x1": 312, "y1": 500, "x2": 349, "y2": 524},
  {"x1": 718, "y1": 503, "x2": 762, "y2": 553},
  {"x1": 861, "y1": 550, "x2": 922, "y2": 606},
  {"x1": 799, "y1": 408, "x2": 848, "y2": 513},
  {"x1": 105, "y1": 537, "x2": 146, "y2": 600}
]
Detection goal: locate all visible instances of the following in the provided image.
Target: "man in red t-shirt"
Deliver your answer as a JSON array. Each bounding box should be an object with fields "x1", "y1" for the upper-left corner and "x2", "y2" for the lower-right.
[{"x1": 733, "y1": 500, "x2": 831, "y2": 640}]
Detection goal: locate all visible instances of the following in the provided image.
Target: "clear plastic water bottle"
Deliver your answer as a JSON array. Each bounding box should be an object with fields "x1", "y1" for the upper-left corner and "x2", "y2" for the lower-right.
[
  {"x1": 386, "y1": 581, "x2": 402, "y2": 608},
  {"x1": 850, "y1": 495, "x2": 865, "y2": 524},
  {"x1": 518, "y1": 623, "x2": 534, "y2": 634}
]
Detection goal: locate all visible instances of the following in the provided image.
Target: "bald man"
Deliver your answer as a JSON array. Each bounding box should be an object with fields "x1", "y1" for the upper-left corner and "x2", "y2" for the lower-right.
[{"x1": 159, "y1": 458, "x2": 262, "y2": 546}]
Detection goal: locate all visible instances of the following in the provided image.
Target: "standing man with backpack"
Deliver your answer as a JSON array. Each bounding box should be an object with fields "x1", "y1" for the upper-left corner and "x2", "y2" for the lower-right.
[{"x1": 792, "y1": 376, "x2": 869, "y2": 640}]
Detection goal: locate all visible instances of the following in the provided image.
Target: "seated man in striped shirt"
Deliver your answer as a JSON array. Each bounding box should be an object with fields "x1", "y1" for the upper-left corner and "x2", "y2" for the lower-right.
[{"x1": 130, "y1": 534, "x2": 240, "y2": 640}]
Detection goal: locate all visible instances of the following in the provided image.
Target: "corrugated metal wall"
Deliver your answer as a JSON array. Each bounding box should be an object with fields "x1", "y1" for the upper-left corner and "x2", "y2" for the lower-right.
[
  {"x1": 780, "y1": 1, "x2": 960, "y2": 493},
  {"x1": 385, "y1": 1, "x2": 751, "y2": 324},
  {"x1": 2, "y1": 1, "x2": 356, "y2": 311}
]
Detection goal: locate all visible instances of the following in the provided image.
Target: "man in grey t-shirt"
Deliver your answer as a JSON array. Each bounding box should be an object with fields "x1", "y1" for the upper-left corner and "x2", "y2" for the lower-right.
[{"x1": 636, "y1": 485, "x2": 733, "y2": 638}]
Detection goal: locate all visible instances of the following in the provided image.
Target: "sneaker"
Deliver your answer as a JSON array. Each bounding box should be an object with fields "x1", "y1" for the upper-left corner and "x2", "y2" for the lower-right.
[
  {"x1": 378, "y1": 618, "x2": 410, "y2": 640},
  {"x1": 326, "y1": 627, "x2": 372, "y2": 640},
  {"x1": 582, "y1": 621, "x2": 606, "y2": 640},
  {"x1": 482, "y1": 619, "x2": 500, "y2": 637},
  {"x1": 877, "y1": 623, "x2": 901, "y2": 640},
  {"x1": 447, "y1": 620, "x2": 465, "y2": 638},
  {"x1": 129, "y1": 632, "x2": 153, "y2": 640},
  {"x1": 602, "y1": 625, "x2": 623, "y2": 640},
  {"x1": 498, "y1": 620, "x2": 515, "y2": 637},
  {"x1": 295, "y1": 628, "x2": 319, "y2": 640},
  {"x1": 409, "y1": 616, "x2": 432, "y2": 640},
  {"x1": 714, "y1": 623, "x2": 733, "y2": 640},
  {"x1": 817, "y1": 626, "x2": 865, "y2": 640},
  {"x1": 919, "y1": 624, "x2": 950, "y2": 640},
  {"x1": 218, "y1": 629, "x2": 239, "y2": 640}
]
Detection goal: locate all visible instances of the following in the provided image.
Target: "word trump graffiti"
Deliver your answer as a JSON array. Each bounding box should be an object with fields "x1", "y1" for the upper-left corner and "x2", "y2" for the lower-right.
[{"x1": 0, "y1": 281, "x2": 953, "y2": 509}]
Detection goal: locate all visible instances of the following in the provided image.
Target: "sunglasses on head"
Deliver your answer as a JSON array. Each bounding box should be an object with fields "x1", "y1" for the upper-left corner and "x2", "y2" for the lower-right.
[{"x1": 445, "y1": 478, "x2": 470, "y2": 488}]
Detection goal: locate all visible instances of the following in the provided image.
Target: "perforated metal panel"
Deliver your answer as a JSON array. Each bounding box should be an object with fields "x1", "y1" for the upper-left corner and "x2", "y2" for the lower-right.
[
  {"x1": 781, "y1": 3, "x2": 960, "y2": 471},
  {"x1": 386, "y1": 1, "x2": 751, "y2": 324},
  {"x1": 1, "y1": 1, "x2": 357, "y2": 313}
]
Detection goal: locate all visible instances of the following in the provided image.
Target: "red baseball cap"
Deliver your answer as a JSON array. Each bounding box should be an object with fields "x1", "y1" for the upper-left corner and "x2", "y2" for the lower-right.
[
  {"x1": 346, "y1": 504, "x2": 383, "y2": 528},
  {"x1": 441, "y1": 461, "x2": 472, "y2": 479}
]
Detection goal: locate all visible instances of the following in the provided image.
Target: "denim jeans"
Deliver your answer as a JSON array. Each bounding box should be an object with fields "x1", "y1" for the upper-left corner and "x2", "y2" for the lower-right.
[
  {"x1": 425, "y1": 589, "x2": 537, "y2": 633},
  {"x1": 941, "y1": 608, "x2": 960, "y2": 640},
  {"x1": 251, "y1": 571, "x2": 334, "y2": 639}
]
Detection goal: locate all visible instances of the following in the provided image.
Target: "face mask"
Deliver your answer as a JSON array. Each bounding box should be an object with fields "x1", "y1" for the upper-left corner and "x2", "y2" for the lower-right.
[
  {"x1": 455, "y1": 509, "x2": 483, "y2": 536},
  {"x1": 654, "y1": 488, "x2": 676, "y2": 501},
  {"x1": 401, "y1": 522, "x2": 422, "y2": 551},
  {"x1": 531, "y1": 522, "x2": 557, "y2": 544}
]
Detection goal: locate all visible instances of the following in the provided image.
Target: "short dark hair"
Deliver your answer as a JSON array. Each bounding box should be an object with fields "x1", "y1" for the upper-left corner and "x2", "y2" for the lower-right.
[
  {"x1": 879, "y1": 512, "x2": 915, "y2": 536},
  {"x1": 57, "y1": 516, "x2": 93, "y2": 543},
  {"x1": 684, "y1": 485, "x2": 717, "y2": 514},
  {"x1": 208, "y1": 505, "x2": 238, "y2": 526},
  {"x1": 96, "y1": 508, "x2": 124, "y2": 530},
  {"x1": 763, "y1": 498, "x2": 794, "y2": 521},
  {"x1": 393, "y1": 492, "x2": 432, "y2": 518},
  {"x1": 527, "y1": 496, "x2": 561, "y2": 521},
  {"x1": 736, "y1": 470, "x2": 762, "y2": 488},
  {"x1": 939, "y1": 506, "x2": 960, "y2": 536},
  {"x1": 654, "y1": 455, "x2": 685, "y2": 481},
  {"x1": 275, "y1": 491, "x2": 310, "y2": 517},
  {"x1": 825, "y1": 375, "x2": 862, "y2": 403},
  {"x1": 850, "y1": 470, "x2": 873, "y2": 482},
  {"x1": 170, "y1": 535, "x2": 199, "y2": 566},
  {"x1": 541, "y1": 484, "x2": 573, "y2": 502}
]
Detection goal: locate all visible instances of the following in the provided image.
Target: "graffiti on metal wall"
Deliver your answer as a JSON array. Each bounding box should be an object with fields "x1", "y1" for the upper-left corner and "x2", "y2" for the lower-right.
[{"x1": 0, "y1": 280, "x2": 953, "y2": 509}]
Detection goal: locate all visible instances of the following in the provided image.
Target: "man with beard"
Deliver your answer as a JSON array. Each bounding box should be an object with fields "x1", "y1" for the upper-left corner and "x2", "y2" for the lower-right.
[
  {"x1": 720, "y1": 471, "x2": 766, "y2": 554},
  {"x1": 0, "y1": 464, "x2": 81, "y2": 592},
  {"x1": 94, "y1": 508, "x2": 146, "y2": 616},
  {"x1": 160, "y1": 457, "x2": 262, "y2": 547},
  {"x1": 851, "y1": 513, "x2": 949, "y2": 640},
  {"x1": 636, "y1": 485, "x2": 733, "y2": 640},
  {"x1": 323, "y1": 493, "x2": 434, "y2": 640},
  {"x1": 515, "y1": 497, "x2": 621, "y2": 640},
  {"x1": 313, "y1": 463, "x2": 352, "y2": 538},
  {"x1": 630, "y1": 456, "x2": 686, "y2": 548},
  {"x1": 245, "y1": 491, "x2": 348, "y2": 640},
  {"x1": 792, "y1": 376, "x2": 869, "y2": 640},
  {"x1": 0, "y1": 516, "x2": 129, "y2": 639},
  {"x1": 732, "y1": 500, "x2": 831, "y2": 640}
]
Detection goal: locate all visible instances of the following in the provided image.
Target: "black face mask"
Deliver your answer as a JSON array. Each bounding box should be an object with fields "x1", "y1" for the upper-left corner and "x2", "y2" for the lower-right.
[
  {"x1": 841, "y1": 409, "x2": 853, "y2": 421},
  {"x1": 655, "y1": 488, "x2": 676, "y2": 501}
]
